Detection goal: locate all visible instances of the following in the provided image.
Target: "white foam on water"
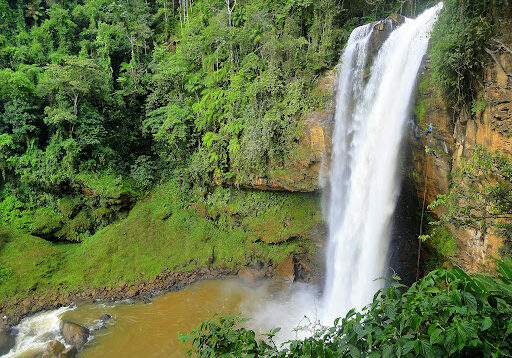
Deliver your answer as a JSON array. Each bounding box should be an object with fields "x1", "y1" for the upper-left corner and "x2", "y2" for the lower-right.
[{"x1": 3, "y1": 307, "x2": 72, "y2": 358}]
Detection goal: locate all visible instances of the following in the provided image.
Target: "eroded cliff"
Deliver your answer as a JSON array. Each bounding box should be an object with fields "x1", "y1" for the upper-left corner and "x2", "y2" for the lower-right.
[{"x1": 412, "y1": 23, "x2": 512, "y2": 272}]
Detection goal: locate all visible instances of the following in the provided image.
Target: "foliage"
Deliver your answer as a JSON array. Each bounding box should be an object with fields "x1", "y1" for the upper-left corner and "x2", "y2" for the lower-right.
[
  {"x1": 0, "y1": 265, "x2": 12, "y2": 283},
  {"x1": 421, "y1": 216, "x2": 458, "y2": 270},
  {"x1": 180, "y1": 314, "x2": 280, "y2": 356},
  {"x1": 429, "y1": 0, "x2": 498, "y2": 108},
  {"x1": 0, "y1": 0, "x2": 425, "y2": 242},
  {"x1": 429, "y1": 146, "x2": 512, "y2": 245},
  {"x1": 184, "y1": 258, "x2": 512, "y2": 357},
  {"x1": 471, "y1": 101, "x2": 487, "y2": 115}
]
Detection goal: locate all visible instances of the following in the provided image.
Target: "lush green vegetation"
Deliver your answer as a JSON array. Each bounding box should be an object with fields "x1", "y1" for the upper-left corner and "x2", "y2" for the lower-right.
[
  {"x1": 430, "y1": 146, "x2": 512, "y2": 257},
  {"x1": 0, "y1": 0, "x2": 433, "y2": 240},
  {"x1": 183, "y1": 258, "x2": 512, "y2": 357},
  {"x1": 429, "y1": 0, "x2": 509, "y2": 108},
  {"x1": 0, "y1": 181, "x2": 321, "y2": 302},
  {"x1": 0, "y1": 0, "x2": 438, "y2": 302}
]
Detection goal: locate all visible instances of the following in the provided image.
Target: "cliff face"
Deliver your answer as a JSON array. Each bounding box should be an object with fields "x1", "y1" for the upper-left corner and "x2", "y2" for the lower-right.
[{"x1": 411, "y1": 27, "x2": 512, "y2": 272}]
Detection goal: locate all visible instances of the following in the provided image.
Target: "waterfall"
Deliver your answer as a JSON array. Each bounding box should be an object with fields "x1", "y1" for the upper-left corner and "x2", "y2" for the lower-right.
[{"x1": 322, "y1": 3, "x2": 443, "y2": 324}]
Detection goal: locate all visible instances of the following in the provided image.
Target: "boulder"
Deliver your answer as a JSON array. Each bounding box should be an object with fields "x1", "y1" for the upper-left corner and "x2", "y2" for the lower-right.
[
  {"x1": 96, "y1": 313, "x2": 112, "y2": 330},
  {"x1": 100, "y1": 314, "x2": 112, "y2": 322},
  {"x1": 61, "y1": 346, "x2": 78, "y2": 358},
  {"x1": 0, "y1": 321, "x2": 15, "y2": 356},
  {"x1": 59, "y1": 321, "x2": 89, "y2": 349},
  {"x1": 238, "y1": 268, "x2": 266, "y2": 286},
  {"x1": 41, "y1": 340, "x2": 65, "y2": 358},
  {"x1": 273, "y1": 256, "x2": 295, "y2": 283}
]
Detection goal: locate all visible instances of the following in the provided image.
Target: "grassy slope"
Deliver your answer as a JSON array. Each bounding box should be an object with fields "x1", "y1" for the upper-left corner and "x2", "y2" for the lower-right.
[{"x1": 0, "y1": 183, "x2": 322, "y2": 303}]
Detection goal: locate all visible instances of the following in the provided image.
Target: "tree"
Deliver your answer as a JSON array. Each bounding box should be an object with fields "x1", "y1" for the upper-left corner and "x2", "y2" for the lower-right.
[
  {"x1": 0, "y1": 133, "x2": 15, "y2": 180},
  {"x1": 225, "y1": 0, "x2": 236, "y2": 27},
  {"x1": 38, "y1": 56, "x2": 105, "y2": 135}
]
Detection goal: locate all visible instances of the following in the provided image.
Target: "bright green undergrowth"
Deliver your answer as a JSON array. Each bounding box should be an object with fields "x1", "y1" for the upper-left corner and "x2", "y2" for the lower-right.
[{"x1": 0, "y1": 182, "x2": 321, "y2": 302}]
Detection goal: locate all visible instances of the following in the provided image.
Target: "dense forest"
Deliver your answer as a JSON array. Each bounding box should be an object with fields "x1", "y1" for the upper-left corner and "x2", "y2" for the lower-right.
[{"x1": 0, "y1": 0, "x2": 441, "y2": 240}]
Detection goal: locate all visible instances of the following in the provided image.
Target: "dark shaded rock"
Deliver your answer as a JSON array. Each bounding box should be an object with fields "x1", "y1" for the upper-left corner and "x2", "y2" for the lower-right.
[
  {"x1": 59, "y1": 321, "x2": 89, "y2": 349},
  {"x1": 95, "y1": 313, "x2": 113, "y2": 330},
  {"x1": 0, "y1": 321, "x2": 15, "y2": 356},
  {"x1": 367, "y1": 14, "x2": 406, "y2": 67},
  {"x1": 61, "y1": 346, "x2": 78, "y2": 358},
  {"x1": 100, "y1": 314, "x2": 112, "y2": 322}
]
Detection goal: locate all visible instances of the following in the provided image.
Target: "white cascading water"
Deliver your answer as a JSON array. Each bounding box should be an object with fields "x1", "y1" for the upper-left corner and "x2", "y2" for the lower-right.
[
  {"x1": 3, "y1": 307, "x2": 72, "y2": 358},
  {"x1": 322, "y1": 3, "x2": 443, "y2": 324}
]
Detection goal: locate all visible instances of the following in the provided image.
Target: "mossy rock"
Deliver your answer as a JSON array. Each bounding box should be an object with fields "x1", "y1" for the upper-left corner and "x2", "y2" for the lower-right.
[
  {"x1": 55, "y1": 209, "x2": 95, "y2": 242},
  {"x1": 30, "y1": 208, "x2": 65, "y2": 239},
  {"x1": 57, "y1": 196, "x2": 83, "y2": 218}
]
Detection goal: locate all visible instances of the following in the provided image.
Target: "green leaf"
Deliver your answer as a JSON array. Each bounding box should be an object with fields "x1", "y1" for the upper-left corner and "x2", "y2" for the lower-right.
[
  {"x1": 480, "y1": 317, "x2": 492, "y2": 331},
  {"x1": 382, "y1": 344, "x2": 393, "y2": 358},
  {"x1": 462, "y1": 292, "x2": 477, "y2": 312},
  {"x1": 430, "y1": 328, "x2": 443, "y2": 345},
  {"x1": 349, "y1": 344, "x2": 361, "y2": 358},
  {"x1": 402, "y1": 341, "x2": 414, "y2": 355},
  {"x1": 421, "y1": 340, "x2": 435, "y2": 358}
]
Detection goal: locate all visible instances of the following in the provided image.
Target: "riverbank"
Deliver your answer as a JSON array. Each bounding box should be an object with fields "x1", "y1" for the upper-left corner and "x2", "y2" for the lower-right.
[
  {"x1": 0, "y1": 183, "x2": 324, "y2": 326},
  {"x1": 0, "y1": 267, "x2": 232, "y2": 327},
  {"x1": 1, "y1": 251, "x2": 321, "y2": 330}
]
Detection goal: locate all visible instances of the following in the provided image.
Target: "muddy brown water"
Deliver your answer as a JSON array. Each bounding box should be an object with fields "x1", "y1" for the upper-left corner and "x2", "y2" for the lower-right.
[{"x1": 58, "y1": 279, "x2": 317, "y2": 357}]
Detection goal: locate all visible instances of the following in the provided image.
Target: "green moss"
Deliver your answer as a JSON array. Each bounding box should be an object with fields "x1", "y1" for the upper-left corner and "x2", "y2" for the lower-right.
[
  {"x1": 429, "y1": 225, "x2": 458, "y2": 258},
  {"x1": 413, "y1": 102, "x2": 426, "y2": 126},
  {"x1": 57, "y1": 196, "x2": 82, "y2": 218},
  {"x1": 76, "y1": 172, "x2": 140, "y2": 199},
  {"x1": 0, "y1": 233, "x2": 66, "y2": 297},
  {"x1": 411, "y1": 171, "x2": 420, "y2": 185},
  {"x1": 414, "y1": 74, "x2": 437, "y2": 130},
  {"x1": 30, "y1": 208, "x2": 64, "y2": 237},
  {"x1": 423, "y1": 221, "x2": 458, "y2": 271},
  {"x1": 55, "y1": 208, "x2": 94, "y2": 242},
  {"x1": 0, "y1": 182, "x2": 321, "y2": 303}
]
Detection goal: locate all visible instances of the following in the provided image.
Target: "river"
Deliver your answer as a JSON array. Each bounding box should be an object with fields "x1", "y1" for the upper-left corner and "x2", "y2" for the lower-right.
[{"x1": 4, "y1": 279, "x2": 318, "y2": 357}]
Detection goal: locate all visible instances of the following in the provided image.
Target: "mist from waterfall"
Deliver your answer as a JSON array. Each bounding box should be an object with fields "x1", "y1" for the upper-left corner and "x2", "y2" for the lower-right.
[{"x1": 322, "y1": 3, "x2": 443, "y2": 324}]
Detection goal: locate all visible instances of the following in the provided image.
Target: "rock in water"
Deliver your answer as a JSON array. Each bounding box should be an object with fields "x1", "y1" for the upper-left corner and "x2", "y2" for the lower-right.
[
  {"x1": 0, "y1": 321, "x2": 15, "y2": 355},
  {"x1": 41, "y1": 340, "x2": 65, "y2": 358},
  {"x1": 100, "y1": 313, "x2": 112, "y2": 322},
  {"x1": 273, "y1": 256, "x2": 295, "y2": 283},
  {"x1": 59, "y1": 321, "x2": 89, "y2": 349}
]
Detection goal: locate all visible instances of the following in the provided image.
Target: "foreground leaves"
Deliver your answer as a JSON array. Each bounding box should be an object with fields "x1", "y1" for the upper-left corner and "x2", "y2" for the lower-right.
[{"x1": 183, "y1": 258, "x2": 512, "y2": 357}]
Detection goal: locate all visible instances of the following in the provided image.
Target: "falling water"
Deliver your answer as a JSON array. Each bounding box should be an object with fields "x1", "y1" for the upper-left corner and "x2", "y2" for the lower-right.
[
  {"x1": 3, "y1": 307, "x2": 73, "y2": 358},
  {"x1": 323, "y1": 3, "x2": 443, "y2": 323}
]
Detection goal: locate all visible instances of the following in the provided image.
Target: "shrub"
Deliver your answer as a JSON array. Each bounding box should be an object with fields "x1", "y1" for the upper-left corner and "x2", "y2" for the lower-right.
[{"x1": 183, "y1": 258, "x2": 512, "y2": 357}]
